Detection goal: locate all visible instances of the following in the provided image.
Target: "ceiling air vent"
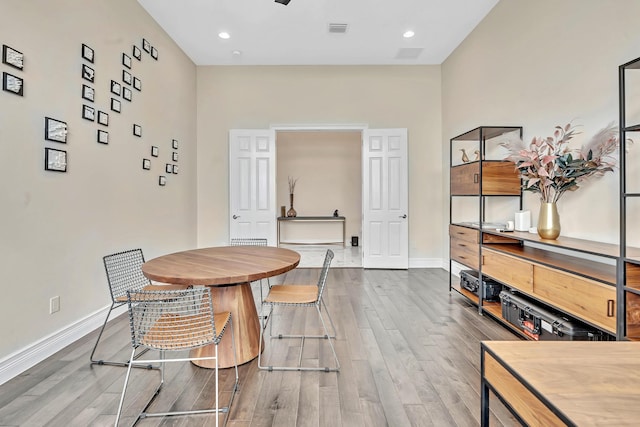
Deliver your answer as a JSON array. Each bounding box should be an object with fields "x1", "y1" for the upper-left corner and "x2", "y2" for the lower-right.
[
  {"x1": 395, "y1": 48, "x2": 423, "y2": 60},
  {"x1": 328, "y1": 23, "x2": 348, "y2": 34}
]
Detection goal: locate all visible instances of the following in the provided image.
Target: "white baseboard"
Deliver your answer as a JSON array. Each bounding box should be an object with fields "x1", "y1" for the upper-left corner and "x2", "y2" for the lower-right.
[
  {"x1": 408, "y1": 257, "x2": 443, "y2": 269},
  {"x1": 0, "y1": 304, "x2": 125, "y2": 386}
]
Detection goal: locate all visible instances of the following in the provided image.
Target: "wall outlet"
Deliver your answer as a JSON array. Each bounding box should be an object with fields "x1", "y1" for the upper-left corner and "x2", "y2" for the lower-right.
[{"x1": 50, "y1": 296, "x2": 60, "y2": 314}]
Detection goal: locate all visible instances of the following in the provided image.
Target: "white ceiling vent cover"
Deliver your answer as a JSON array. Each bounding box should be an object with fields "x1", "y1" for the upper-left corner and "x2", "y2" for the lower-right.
[
  {"x1": 395, "y1": 48, "x2": 424, "y2": 59},
  {"x1": 328, "y1": 23, "x2": 348, "y2": 34}
]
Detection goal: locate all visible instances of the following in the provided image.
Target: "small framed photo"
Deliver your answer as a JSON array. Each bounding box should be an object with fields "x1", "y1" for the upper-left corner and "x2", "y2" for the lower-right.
[
  {"x1": 133, "y1": 124, "x2": 142, "y2": 137},
  {"x1": 82, "y1": 64, "x2": 94, "y2": 82},
  {"x1": 151, "y1": 146, "x2": 159, "y2": 157},
  {"x1": 44, "y1": 117, "x2": 67, "y2": 143},
  {"x1": 81, "y1": 44, "x2": 94, "y2": 63},
  {"x1": 143, "y1": 38, "x2": 151, "y2": 53},
  {"x1": 133, "y1": 45, "x2": 141, "y2": 60},
  {"x1": 133, "y1": 76, "x2": 141, "y2": 91},
  {"x1": 97, "y1": 110, "x2": 109, "y2": 126},
  {"x1": 142, "y1": 158, "x2": 151, "y2": 170},
  {"x1": 172, "y1": 164, "x2": 179, "y2": 174},
  {"x1": 122, "y1": 70, "x2": 132, "y2": 85},
  {"x1": 122, "y1": 53, "x2": 132, "y2": 69},
  {"x1": 82, "y1": 84, "x2": 94, "y2": 102},
  {"x1": 2, "y1": 45, "x2": 24, "y2": 70},
  {"x1": 97, "y1": 129, "x2": 109, "y2": 144},
  {"x1": 159, "y1": 176, "x2": 166, "y2": 186},
  {"x1": 111, "y1": 98, "x2": 121, "y2": 113},
  {"x1": 45, "y1": 148, "x2": 67, "y2": 172},
  {"x1": 165, "y1": 163, "x2": 172, "y2": 173},
  {"x1": 2, "y1": 72, "x2": 23, "y2": 96},
  {"x1": 122, "y1": 86, "x2": 132, "y2": 101},
  {"x1": 151, "y1": 46, "x2": 158, "y2": 60},
  {"x1": 172, "y1": 139, "x2": 178, "y2": 149},
  {"x1": 172, "y1": 152, "x2": 178, "y2": 162},
  {"x1": 110, "y1": 80, "x2": 121, "y2": 96},
  {"x1": 82, "y1": 104, "x2": 95, "y2": 121}
]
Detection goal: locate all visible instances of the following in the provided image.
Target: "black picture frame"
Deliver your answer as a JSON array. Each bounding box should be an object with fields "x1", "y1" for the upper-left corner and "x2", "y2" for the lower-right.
[
  {"x1": 122, "y1": 70, "x2": 132, "y2": 85},
  {"x1": 122, "y1": 86, "x2": 132, "y2": 101},
  {"x1": 159, "y1": 176, "x2": 166, "y2": 186},
  {"x1": 44, "y1": 117, "x2": 67, "y2": 143},
  {"x1": 97, "y1": 110, "x2": 109, "y2": 126},
  {"x1": 151, "y1": 146, "x2": 159, "y2": 157},
  {"x1": 81, "y1": 43, "x2": 94, "y2": 63},
  {"x1": 172, "y1": 152, "x2": 178, "y2": 162},
  {"x1": 151, "y1": 46, "x2": 158, "y2": 60},
  {"x1": 133, "y1": 76, "x2": 141, "y2": 91},
  {"x1": 97, "y1": 129, "x2": 109, "y2": 144},
  {"x1": 81, "y1": 84, "x2": 94, "y2": 102},
  {"x1": 110, "y1": 80, "x2": 121, "y2": 96},
  {"x1": 143, "y1": 38, "x2": 151, "y2": 53},
  {"x1": 133, "y1": 124, "x2": 142, "y2": 137},
  {"x1": 45, "y1": 148, "x2": 67, "y2": 172},
  {"x1": 172, "y1": 164, "x2": 179, "y2": 174},
  {"x1": 2, "y1": 45, "x2": 24, "y2": 70},
  {"x1": 142, "y1": 158, "x2": 151, "y2": 170},
  {"x1": 165, "y1": 163, "x2": 172, "y2": 173},
  {"x1": 111, "y1": 98, "x2": 121, "y2": 113},
  {"x1": 2, "y1": 72, "x2": 23, "y2": 96},
  {"x1": 132, "y1": 45, "x2": 141, "y2": 60},
  {"x1": 172, "y1": 139, "x2": 178, "y2": 149},
  {"x1": 122, "y1": 53, "x2": 132, "y2": 69},
  {"x1": 82, "y1": 104, "x2": 95, "y2": 121},
  {"x1": 82, "y1": 64, "x2": 95, "y2": 82}
]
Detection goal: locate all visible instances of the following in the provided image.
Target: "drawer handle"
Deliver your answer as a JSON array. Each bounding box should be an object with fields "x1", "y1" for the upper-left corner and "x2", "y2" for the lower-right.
[
  {"x1": 473, "y1": 173, "x2": 479, "y2": 183},
  {"x1": 607, "y1": 299, "x2": 615, "y2": 317},
  {"x1": 459, "y1": 243, "x2": 466, "y2": 247}
]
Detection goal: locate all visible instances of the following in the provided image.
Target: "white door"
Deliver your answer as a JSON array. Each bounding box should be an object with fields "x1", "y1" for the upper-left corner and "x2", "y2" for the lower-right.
[
  {"x1": 362, "y1": 129, "x2": 409, "y2": 269},
  {"x1": 229, "y1": 129, "x2": 277, "y2": 245}
]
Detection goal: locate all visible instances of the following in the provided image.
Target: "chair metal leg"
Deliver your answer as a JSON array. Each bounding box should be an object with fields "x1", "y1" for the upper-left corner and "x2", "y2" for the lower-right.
[{"x1": 89, "y1": 303, "x2": 154, "y2": 369}]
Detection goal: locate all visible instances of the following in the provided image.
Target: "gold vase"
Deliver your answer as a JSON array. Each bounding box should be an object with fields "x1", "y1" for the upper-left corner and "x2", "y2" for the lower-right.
[
  {"x1": 286, "y1": 194, "x2": 297, "y2": 217},
  {"x1": 537, "y1": 202, "x2": 560, "y2": 240}
]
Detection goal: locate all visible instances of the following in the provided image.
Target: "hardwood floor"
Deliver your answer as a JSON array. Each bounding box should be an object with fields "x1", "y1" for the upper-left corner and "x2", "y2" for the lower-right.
[{"x1": 0, "y1": 268, "x2": 520, "y2": 426}]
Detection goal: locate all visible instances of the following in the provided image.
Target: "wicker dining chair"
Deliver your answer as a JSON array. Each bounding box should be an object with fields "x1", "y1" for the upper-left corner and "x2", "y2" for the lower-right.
[
  {"x1": 229, "y1": 238, "x2": 272, "y2": 313},
  {"x1": 258, "y1": 249, "x2": 339, "y2": 372},
  {"x1": 90, "y1": 249, "x2": 185, "y2": 368},
  {"x1": 115, "y1": 287, "x2": 239, "y2": 426}
]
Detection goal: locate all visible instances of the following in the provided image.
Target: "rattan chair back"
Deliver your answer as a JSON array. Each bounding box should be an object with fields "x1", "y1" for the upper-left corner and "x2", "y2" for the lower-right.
[
  {"x1": 126, "y1": 287, "x2": 221, "y2": 351},
  {"x1": 103, "y1": 249, "x2": 151, "y2": 303},
  {"x1": 230, "y1": 238, "x2": 268, "y2": 246},
  {"x1": 316, "y1": 249, "x2": 334, "y2": 301}
]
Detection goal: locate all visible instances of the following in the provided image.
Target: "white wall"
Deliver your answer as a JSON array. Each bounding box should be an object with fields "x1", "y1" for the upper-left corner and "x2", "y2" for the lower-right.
[
  {"x1": 0, "y1": 0, "x2": 197, "y2": 362},
  {"x1": 196, "y1": 65, "x2": 443, "y2": 265},
  {"x1": 442, "y1": 0, "x2": 640, "y2": 246}
]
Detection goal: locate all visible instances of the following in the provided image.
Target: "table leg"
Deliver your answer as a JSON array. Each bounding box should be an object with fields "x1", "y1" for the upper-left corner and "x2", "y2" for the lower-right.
[{"x1": 190, "y1": 282, "x2": 262, "y2": 369}]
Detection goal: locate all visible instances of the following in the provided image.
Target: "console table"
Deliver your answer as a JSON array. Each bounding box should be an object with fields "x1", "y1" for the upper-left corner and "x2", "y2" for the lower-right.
[
  {"x1": 277, "y1": 216, "x2": 346, "y2": 246},
  {"x1": 481, "y1": 341, "x2": 640, "y2": 426}
]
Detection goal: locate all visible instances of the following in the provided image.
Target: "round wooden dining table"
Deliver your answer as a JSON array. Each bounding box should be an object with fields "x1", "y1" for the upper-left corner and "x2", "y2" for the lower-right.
[{"x1": 141, "y1": 246, "x2": 300, "y2": 368}]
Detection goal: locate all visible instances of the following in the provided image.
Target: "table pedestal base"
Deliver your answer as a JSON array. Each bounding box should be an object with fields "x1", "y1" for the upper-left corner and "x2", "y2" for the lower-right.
[{"x1": 190, "y1": 282, "x2": 262, "y2": 369}]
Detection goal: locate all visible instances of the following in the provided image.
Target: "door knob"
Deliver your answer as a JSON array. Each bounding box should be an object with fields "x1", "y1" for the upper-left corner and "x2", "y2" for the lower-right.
[
  {"x1": 400, "y1": 214, "x2": 407, "y2": 219},
  {"x1": 233, "y1": 215, "x2": 240, "y2": 219}
]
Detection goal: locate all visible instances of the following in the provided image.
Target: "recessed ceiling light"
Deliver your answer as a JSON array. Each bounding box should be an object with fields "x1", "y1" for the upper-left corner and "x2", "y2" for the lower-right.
[
  {"x1": 232, "y1": 50, "x2": 242, "y2": 56},
  {"x1": 218, "y1": 32, "x2": 230, "y2": 39},
  {"x1": 403, "y1": 30, "x2": 415, "y2": 38}
]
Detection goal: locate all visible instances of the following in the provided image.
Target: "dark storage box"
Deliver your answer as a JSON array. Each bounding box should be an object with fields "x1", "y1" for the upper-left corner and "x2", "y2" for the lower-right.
[
  {"x1": 460, "y1": 270, "x2": 502, "y2": 301},
  {"x1": 499, "y1": 290, "x2": 604, "y2": 341}
]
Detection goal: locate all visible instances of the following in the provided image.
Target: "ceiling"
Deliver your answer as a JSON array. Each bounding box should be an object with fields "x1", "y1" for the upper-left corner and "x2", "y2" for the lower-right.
[{"x1": 136, "y1": 0, "x2": 499, "y2": 66}]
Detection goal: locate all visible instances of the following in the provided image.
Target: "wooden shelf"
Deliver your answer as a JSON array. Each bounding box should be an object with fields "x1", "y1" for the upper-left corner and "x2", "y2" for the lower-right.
[
  {"x1": 450, "y1": 281, "x2": 479, "y2": 305},
  {"x1": 481, "y1": 303, "x2": 528, "y2": 339}
]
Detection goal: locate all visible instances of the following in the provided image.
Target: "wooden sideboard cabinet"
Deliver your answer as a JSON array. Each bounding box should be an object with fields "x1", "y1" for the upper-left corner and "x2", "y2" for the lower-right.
[{"x1": 450, "y1": 161, "x2": 520, "y2": 196}]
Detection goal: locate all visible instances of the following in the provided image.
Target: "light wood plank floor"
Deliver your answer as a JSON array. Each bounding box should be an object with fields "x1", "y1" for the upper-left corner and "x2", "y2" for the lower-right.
[{"x1": 0, "y1": 268, "x2": 520, "y2": 426}]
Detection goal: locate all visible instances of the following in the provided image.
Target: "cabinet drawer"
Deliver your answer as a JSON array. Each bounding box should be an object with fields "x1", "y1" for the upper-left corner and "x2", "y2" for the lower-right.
[
  {"x1": 449, "y1": 225, "x2": 478, "y2": 244},
  {"x1": 481, "y1": 248, "x2": 533, "y2": 292},
  {"x1": 450, "y1": 237, "x2": 479, "y2": 269},
  {"x1": 533, "y1": 266, "x2": 616, "y2": 333}
]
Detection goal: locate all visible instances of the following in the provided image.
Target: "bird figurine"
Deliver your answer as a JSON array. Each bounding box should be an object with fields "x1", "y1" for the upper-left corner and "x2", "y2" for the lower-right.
[
  {"x1": 460, "y1": 148, "x2": 470, "y2": 163},
  {"x1": 474, "y1": 150, "x2": 480, "y2": 161}
]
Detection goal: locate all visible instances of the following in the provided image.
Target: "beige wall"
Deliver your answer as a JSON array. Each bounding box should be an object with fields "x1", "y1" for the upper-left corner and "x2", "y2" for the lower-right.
[
  {"x1": 196, "y1": 66, "x2": 443, "y2": 263},
  {"x1": 0, "y1": 0, "x2": 197, "y2": 360},
  {"x1": 442, "y1": 0, "x2": 640, "y2": 245},
  {"x1": 276, "y1": 131, "x2": 361, "y2": 244}
]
